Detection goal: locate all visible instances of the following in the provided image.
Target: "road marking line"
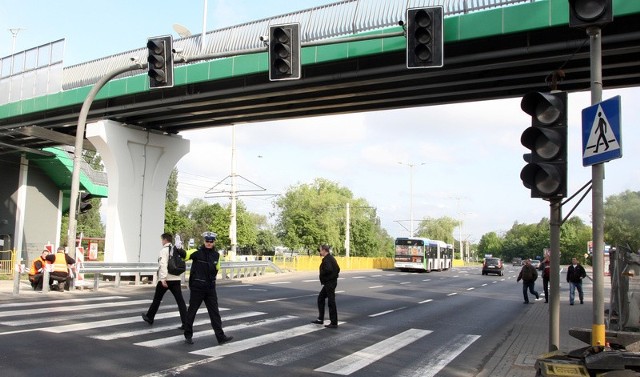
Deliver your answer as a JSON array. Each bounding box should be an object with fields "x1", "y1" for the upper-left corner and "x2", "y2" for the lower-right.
[
  {"x1": 0, "y1": 296, "x2": 127, "y2": 308},
  {"x1": 396, "y1": 334, "x2": 480, "y2": 377},
  {"x1": 0, "y1": 299, "x2": 151, "y2": 319},
  {"x1": 314, "y1": 329, "x2": 432, "y2": 375},
  {"x1": 135, "y1": 315, "x2": 297, "y2": 347},
  {"x1": 138, "y1": 356, "x2": 223, "y2": 377},
  {"x1": 257, "y1": 293, "x2": 317, "y2": 303},
  {"x1": 467, "y1": 287, "x2": 475, "y2": 291},
  {"x1": 94, "y1": 311, "x2": 265, "y2": 341},
  {"x1": 352, "y1": 276, "x2": 366, "y2": 279},
  {"x1": 190, "y1": 322, "x2": 331, "y2": 357},
  {"x1": 418, "y1": 299, "x2": 433, "y2": 304},
  {"x1": 3, "y1": 307, "x2": 143, "y2": 327},
  {"x1": 482, "y1": 283, "x2": 488, "y2": 286},
  {"x1": 368, "y1": 285, "x2": 383, "y2": 289},
  {"x1": 268, "y1": 281, "x2": 291, "y2": 285},
  {"x1": 42, "y1": 307, "x2": 229, "y2": 333},
  {"x1": 447, "y1": 293, "x2": 457, "y2": 296},
  {"x1": 422, "y1": 279, "x2": 431, "y2": 282}
]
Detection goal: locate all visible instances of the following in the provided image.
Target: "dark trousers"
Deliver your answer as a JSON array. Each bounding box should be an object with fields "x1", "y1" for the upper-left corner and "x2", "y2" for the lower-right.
[
  {"x1": 50, "y1": 272, "x2": 70, "y2": 290},
  {"x1": 317, "y1": 281, "x2": 338, "y2": 325},
  {"x1": 522, "y1": 280, "x2": 539, "y2": 303},
  {"x1": 542, "y1": 276, "x2": 549, "y2": 302},
  {"x1": 145, "y1": 280, "x2": 187, "y2": 325},
  {"x1": 30, "y1": 274, "x2": 44, "y2": 290},
  {"x1": 184, "y1": 286, "x2": 225, "y2": 341}
]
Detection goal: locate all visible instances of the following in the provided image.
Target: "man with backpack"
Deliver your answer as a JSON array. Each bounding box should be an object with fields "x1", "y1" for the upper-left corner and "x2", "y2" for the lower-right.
[
  {"x1": 142, "y1": 233, "x2": 187, "y2": 329},
  {"x1": 517, "y1": 258, "x2": 540, "y2": 304}
]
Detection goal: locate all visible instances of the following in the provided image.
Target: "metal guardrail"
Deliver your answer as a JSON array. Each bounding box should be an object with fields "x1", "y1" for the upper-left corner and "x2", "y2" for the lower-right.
[{"x1": 10, "y1": 260, "x2": 283, "y2": 294}]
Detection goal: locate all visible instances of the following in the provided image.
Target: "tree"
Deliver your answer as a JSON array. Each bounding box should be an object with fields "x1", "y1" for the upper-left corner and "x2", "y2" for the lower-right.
[
  {"x1": 415, "y1": 217, "x2": 459, "y2": 244},
  {"x1": 275, "y1": 178, "x2": 391, "y2": 256},
  {"x1": 477, "y1": 232, "x2": 503, "y2": 260},
  {"x1": 165, "y1": 168, "x2": 189, "y2": 237},
  {"x1": 604, "y1": 190, "x2": 640, "y2": 252}
]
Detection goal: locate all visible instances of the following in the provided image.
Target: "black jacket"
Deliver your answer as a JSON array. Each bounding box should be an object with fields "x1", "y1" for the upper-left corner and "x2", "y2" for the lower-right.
[
  {"x1": 187, "y1": 245, "x2": 220, "y2": 290},
  {"x1": 319, "y1": 253, "x2": 340, "y2": 285},
  {"x1": 567, "y1": 264, "x2": 586, "y2": 284}
]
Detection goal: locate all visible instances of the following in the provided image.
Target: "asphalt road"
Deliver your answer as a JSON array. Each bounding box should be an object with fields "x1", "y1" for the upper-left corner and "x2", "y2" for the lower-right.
[{"x1": 0, "y1": 265, "x2": 537, "y2": 376}]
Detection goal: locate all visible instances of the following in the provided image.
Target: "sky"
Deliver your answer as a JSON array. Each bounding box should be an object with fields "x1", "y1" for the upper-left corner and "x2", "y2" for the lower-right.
[{"x1": 2, "y1": 0, "x2": 639, "y2": 245}]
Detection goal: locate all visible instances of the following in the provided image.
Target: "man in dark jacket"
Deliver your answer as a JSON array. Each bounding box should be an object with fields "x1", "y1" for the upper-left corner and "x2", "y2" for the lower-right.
[
  {"x1": 183, "y1": 232, "x2": 233, "y2": 345},
  {"x1": 312, "y1": 244, "x2": 340, "y2": 328},
  {"x1": 539, "y1": 255, "x2": 551, "y2": 303},
  {"x1": 516, "y1": 259, "x2": 540, "y2": 304},
  {"x1": 566, "y1": 257, "x2": 587, "y2": 305}
]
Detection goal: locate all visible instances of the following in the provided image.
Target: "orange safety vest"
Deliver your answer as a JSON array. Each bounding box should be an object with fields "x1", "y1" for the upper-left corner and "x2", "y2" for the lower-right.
[
  {"x1": 29, "y1": 257, "x2": 47, "y2": 277},
  {"x1": 52, "y1": 252, "x2": 68, "y2": 274}
]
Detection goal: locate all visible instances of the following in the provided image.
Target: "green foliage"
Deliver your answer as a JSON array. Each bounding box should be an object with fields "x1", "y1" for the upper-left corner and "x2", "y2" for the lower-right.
[
  {"x1": 604, "y1": 190, "x2": 640, "y2": 251},
  {"x1": 415, "y1": 217, "x2": 459, "y2": 244},
  {"x1": 477, "y1": 231, "x2": 503, "y2": 259},
  {"x1": 274, "y1": 178, "x2": 392, "y2": 256}
]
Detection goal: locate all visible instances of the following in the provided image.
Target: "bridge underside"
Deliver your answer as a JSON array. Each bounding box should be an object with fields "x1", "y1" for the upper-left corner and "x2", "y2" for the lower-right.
[{"x1": 0, "y1": 12, "x2": 639, "y2": 151}]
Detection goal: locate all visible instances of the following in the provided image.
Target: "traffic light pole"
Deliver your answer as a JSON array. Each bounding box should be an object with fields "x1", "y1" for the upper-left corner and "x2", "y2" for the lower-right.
[
  {"x1": 67, "y1": 62, "x2": 145, "y2": 258},
  {"x1": 549, "y1": 199, "x2": 561, "y2": 351},
  {"x1": 587, "y1": 25, "x2": 606, "y2": 348}
]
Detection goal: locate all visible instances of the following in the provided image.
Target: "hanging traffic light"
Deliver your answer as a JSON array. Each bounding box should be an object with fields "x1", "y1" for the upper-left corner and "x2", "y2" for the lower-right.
[
  {"x1": 268, "y1": 23, "x2": 301, "y2": 81},
  {"x1": 79, "y1": 192, "x2": 93, "y2": 214},
  {"x1": 520, "y1": 91, "x2": 568, "y2": 199},
  {"x1": 406, "y1": 6, "x2": 443, "y2": 69},
  {"x1": 147, "y1": 35, "x2": 174, "y2": 88},
  {"x1": 568, "y1": 0, "x2": 612, "y2": 28}
]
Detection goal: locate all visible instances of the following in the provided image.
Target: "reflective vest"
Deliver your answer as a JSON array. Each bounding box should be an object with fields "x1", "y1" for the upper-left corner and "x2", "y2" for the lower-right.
[
  {"x1": 52, "y1": 252, "x2": 68, "y2": 273},
  {"x1": 29, "y1": 257, "x2": 47, "y2": 277}
]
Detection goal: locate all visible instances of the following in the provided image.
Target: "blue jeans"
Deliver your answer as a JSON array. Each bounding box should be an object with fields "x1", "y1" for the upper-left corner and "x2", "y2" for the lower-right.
[
  {"x1": 569, "y1": 281, "x2": 584, "y2": 304},
  {"x1": 522, "y1": 280, "x2": 539, "y2": 303}
]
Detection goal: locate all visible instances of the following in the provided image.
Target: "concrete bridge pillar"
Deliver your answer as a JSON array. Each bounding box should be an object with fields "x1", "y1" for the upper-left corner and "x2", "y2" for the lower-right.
[{"x1": 86, "y1": 120, "x2": 190, "y2": 262}]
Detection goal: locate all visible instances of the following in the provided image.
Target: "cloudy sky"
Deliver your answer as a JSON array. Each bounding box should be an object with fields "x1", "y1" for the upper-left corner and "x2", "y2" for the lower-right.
[{"x1": 2, "y1": 0, "x2": 639, "y2": 244}]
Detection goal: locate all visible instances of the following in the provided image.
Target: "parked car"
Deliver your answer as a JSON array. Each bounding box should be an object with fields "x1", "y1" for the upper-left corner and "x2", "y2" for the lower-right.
[
  {"x1": 512, "y1": 258, "x2": 522, "y2": 266},
  {"x1": 482, "y1": 257, "x2": 504, "y2": 276},
  {"x1": 530, "y1": 259, "x2": 541, "y2": 269}
]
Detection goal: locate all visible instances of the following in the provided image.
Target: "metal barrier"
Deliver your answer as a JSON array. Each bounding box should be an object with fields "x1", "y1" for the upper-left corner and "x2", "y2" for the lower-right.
[
  {"x1": 78, "y1": 262, "x2": 160, "y2": 291},
  {"x1": 219, "y1": 260, "x2": 283, "y2": 280},
  {"x1": 10, "y1": 260, "x2": 283, "y2": 294}
]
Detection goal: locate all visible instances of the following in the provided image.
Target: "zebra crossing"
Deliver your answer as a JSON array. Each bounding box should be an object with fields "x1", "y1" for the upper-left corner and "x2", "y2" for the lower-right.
[{"x1": 0, "y1": 295, "x2": 481, "y2": 376}]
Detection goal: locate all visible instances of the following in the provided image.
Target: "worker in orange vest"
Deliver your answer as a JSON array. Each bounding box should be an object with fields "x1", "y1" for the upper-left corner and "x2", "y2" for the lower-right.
[
  {"x1": 29, "y1": 249, "x2": 50, "y2": 291},
  {"x1": 45, "y1": 247, "x2": 76, "y2": 291}
]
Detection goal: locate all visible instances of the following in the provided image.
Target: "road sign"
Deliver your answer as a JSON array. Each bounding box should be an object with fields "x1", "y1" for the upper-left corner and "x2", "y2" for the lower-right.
[{"x1": 582, "y1": 95, "x2": 622, "y2": 166}]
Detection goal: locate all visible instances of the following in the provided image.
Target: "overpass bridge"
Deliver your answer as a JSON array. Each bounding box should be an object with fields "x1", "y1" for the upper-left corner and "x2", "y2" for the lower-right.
[{"x1": 0, "y1": 0, "x2": 639, "y2": 262}]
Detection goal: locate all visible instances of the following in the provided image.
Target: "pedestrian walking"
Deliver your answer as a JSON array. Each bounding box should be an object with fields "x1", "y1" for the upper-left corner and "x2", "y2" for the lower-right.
[
  {"x1": 142, "y1": 233, "x2": 187, "y2": 329},
  {"x1": 567, "y1": 257, "x2": 587, "y2": 305},
  {"x1": 516, "y1": 258, "x2": 539, "y2": 304},
  {"x1": 311, "y1": 244, "x2": 340, "y2": 328},
  {"x1": 183, "y1": 232, "x2": 233, "y2": 345},
  {"x1": 539, "y1": 255, "x2": 550, "y2": 303}
]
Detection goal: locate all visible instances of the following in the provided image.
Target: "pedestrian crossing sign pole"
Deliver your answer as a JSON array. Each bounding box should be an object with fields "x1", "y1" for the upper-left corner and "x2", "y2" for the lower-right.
[{"x1": 582, "y1": 95, "x2": 622, "y2": 166}]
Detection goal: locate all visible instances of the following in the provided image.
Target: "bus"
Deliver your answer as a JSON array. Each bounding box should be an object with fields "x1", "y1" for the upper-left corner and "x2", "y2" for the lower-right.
[{"x1": 394, "y1": 237, "x2": 453, "y2": 272}]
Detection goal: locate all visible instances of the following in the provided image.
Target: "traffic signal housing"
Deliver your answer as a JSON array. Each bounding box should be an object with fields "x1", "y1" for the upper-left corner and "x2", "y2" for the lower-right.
[
  {"x1": 147, "y1": 35, "x2": 174, "y2": 88},
  {"x1": 406, "y1": 6, "x2": 443, "y2": 69},
  {"x1": 268, "y1": 23, "x2": 301, "y2": 81},
  {"x1": 520, "y1": 91, "x2": 568, "y2": 199},
  {"x1": 568, "y1": 0, "x2": 612, "y2": 28},
  {"x1": 79, "y1": 192, "x2": 93, "y2": 214}
]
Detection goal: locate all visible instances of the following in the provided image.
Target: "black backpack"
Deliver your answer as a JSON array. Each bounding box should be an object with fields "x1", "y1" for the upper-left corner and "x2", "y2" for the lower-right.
[{"x1": 167, "y1": 246, "x2": 186, "y2": 275}]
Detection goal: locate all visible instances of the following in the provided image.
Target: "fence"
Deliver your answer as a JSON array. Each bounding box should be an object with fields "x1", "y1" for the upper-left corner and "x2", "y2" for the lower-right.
[
  {"x1": 271, "y1": 255, "x2": 394, "y2": 271},
  {"x1": 0, "y1": 250, "x2": 16, "y2": 276}
]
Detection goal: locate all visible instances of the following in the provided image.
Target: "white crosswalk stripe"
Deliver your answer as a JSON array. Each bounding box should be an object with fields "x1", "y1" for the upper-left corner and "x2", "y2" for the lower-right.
[
  {"x1": 0, "y1": 296, "x2": 482, "y2": 376},
  {"x1": 133, "y1": 314, "x2": 294, "y2": 347},
  {"x1": 314, "y1": 329, "x2": 432, "y2": 375}
]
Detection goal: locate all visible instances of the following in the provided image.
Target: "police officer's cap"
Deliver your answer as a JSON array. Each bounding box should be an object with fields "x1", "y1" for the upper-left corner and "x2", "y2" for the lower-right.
[{"x1": 202, "y1": 231, "x2": 217, "y2": 242}]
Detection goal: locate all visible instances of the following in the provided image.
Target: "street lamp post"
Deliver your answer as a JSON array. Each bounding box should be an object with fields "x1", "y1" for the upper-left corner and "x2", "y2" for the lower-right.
[{"x1": 398, "y1": 162, "x2": 425, "y2": 237}]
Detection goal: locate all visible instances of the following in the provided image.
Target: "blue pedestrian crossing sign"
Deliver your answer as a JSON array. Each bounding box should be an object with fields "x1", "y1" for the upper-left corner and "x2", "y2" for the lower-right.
[{"x1": 582, "y1": 96, "x2": 622, "y2": 166}]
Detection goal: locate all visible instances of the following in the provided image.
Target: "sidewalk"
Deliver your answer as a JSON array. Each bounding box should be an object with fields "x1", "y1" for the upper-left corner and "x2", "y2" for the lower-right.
[{"x1": 479, "y1": 269, "x2": 603, "y2": 377}]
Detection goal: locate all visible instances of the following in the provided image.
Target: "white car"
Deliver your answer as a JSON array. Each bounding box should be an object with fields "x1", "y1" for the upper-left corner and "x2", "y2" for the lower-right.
[{"x1": 530, "y1": 259, "x2": 541, "y2": 268}]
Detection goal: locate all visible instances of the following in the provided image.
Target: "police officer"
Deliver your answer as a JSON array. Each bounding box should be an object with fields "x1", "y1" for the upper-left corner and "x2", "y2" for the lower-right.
[{"x1": 183, "y1": 232, "x2": 233, "y2": 345}]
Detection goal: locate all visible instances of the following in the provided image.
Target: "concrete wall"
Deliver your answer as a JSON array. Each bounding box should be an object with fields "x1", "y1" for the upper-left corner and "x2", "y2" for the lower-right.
[{"x1": 0, "y1": 154, "x2": 19, "y2": 253}]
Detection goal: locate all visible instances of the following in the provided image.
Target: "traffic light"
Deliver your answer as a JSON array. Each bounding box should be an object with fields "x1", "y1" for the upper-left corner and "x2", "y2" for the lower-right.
[
  {"x1": 79, "y1": 192, "x2": 93, "y2": 214},
  {"x1": 406, "y1": 6, "x2": 443, "y2": 69},
  {"x1": 520, "y1": 91, "x2": 568, "y2": 199},
  {"x1": 147, "y1": 35, "x2": 174, "y2": 88},
  {"x1": 568, "y1": 0, "x2": 612, "y2": 28},
  {"x1": 268, "y1": 23, "x2": 300, "y2": 81}
]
